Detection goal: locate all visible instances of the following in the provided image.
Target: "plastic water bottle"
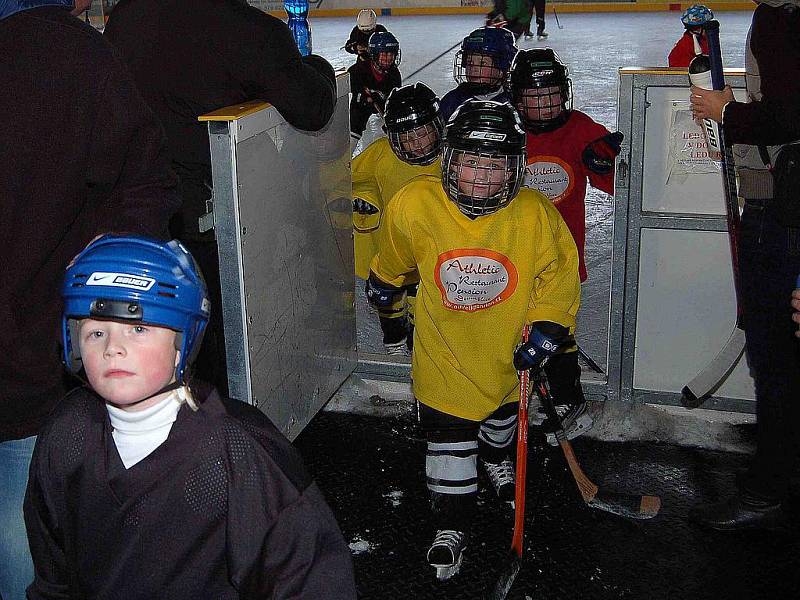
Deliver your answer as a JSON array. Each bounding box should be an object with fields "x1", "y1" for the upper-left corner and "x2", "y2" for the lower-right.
[
  {"x1": 688, "y1": 34, "x2": 722, "y2": 155},
  {"x1": 284, "y1": 0, "x2": 312, "y2": 56}
]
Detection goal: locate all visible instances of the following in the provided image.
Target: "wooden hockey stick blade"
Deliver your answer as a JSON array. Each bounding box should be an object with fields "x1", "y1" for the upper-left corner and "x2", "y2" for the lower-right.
[
  {"x1": 681, "y1": 327, "x2": 746, "y2": 409},
  {"x1": 559, "y1": 438, "x2": 661, "y2": 520}
]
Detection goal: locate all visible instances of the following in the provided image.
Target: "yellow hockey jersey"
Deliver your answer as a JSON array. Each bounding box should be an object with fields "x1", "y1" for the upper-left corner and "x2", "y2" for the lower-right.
[
  {"x1": 352, "y1": 137, "x2": 441, "y2": 279},
  {"x1": 370, "y1": 175, "x2": 581, "y2": 421}
]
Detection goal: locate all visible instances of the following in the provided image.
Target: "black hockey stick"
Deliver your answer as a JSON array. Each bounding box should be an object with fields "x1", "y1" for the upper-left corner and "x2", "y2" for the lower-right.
[
  {"x1": 485, "y1": 326, "x2": 532, "y2": 600},
  {"x1": 577, "y1": 344, "x2": 604, "y2": 374},
  {"x1": 681, "y1": 19, "x2": 746, "y2": 408},
  {"x1": 535, "y1": 370, "x2": 661, "y2": 519},
  {"x1": 405, "y1": 39, "x2": 462, "y2": 81},
  {"x1": 552, "y1": 7, "x2": 564, "y2": 30}
]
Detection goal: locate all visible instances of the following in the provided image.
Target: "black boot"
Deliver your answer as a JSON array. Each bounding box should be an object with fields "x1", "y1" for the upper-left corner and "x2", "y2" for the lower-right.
[{"x1": 689, "y1": 493, "x2": 787, "y2": 531}]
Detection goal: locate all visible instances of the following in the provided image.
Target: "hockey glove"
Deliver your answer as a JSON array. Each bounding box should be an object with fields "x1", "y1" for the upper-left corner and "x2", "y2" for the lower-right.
[
  {"x1": 582, "y1": 131, "x2": 624, "y2": 175},
  {"x1": 366, "y1": 274, "x2": 401, "y2": 308},
  {"x1": 353, "y1": 197, "x2": 379, "y2": 215},
  {"x1": 513, "y1": 322, "x2": 571, "y2": 373}
]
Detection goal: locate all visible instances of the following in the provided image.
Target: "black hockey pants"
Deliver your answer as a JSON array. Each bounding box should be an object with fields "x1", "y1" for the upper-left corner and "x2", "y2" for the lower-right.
[{"x1": 418, "y1": 402, "x2": 518, "y2": 531}]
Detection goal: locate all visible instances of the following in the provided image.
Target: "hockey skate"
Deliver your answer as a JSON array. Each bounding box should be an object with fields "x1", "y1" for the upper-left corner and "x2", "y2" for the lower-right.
[
  {"x1": 482, "y1": 458, "x2": 515, "y2": 507},
  {"x1": 383, "y1": 339, "x2": 410, "y2": 356},
  {"x1": 427, "y1": 529, "x2": 467, "y2": 581},
  {"x1": 537, "y1": 30, "x2": 548, "y2": 41},
  {"x1": 531, "y1": 397, "x2": 593, "y2": 446},
  {"x1": 524, "y1": 30, "x2": 534, "y2": 40}
]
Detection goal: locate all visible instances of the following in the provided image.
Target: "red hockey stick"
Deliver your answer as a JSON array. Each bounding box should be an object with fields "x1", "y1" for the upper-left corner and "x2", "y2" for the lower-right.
[{"x1": 485, "y1": 325, "x2": 531, "y2": 599}]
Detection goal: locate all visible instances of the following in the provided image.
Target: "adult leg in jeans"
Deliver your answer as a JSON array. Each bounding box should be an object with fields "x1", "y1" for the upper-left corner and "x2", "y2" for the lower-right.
[{"x1": 0, "y1": 436, "x2": 36, "y2": 600}]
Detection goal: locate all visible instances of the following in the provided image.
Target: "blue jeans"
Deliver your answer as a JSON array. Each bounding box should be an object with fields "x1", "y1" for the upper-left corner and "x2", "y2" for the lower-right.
[
  {"x1": 0, "y1": 436, "x2": 36, "y2": 600},
  {"x1": 739, "y1": 204, "x2": 800, "y2": 501}
]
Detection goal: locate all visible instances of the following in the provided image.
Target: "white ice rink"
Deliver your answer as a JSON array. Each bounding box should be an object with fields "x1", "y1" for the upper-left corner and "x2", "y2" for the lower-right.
[{"x1": 310, "y1": 11, "x2": 754, "y2": 364}]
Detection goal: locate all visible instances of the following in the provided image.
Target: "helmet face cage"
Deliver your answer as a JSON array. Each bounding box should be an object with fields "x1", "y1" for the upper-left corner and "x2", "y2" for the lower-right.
[
  {"x1": 453, "y1": 27, "x2": 516, "y2": 87},
  {"x1": 454, "y1": 50, "x2": 505, "y2": 88},
  {"x1": 513, "y1": 80, "x2": 572, "y2": 131},
  {"x1": 442, "y1": 147, "x2": 525, "y2": 217},
  {"x1": 369, "y1": 32, "x2": 401, "y2": 72},
  {"x1": 388, "y1": 118, "x2": 444, "y2": 165},
  {"x1": 61, "y1": 236, "x2": 210, "y2": 385}
]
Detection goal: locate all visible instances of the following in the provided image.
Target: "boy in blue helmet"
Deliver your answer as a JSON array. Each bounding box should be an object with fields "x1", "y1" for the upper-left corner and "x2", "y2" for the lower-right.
[
  {"x1": 23, "y1": 235, "x2": 356, "y2": 600},
  {"x1": 439, "y1": 26, "x2": 517, "y2": 122},
  {"x1": 348, "y1": 30, "x2": 403, "y2": 152}
]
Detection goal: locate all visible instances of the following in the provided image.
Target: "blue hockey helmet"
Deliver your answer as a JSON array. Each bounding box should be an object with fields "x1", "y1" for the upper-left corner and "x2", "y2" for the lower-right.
[
  {"x1": 453, "y1": 26, "x2": 517, "y2": 86},
  {"x1": 61, "y1": 235, "x2": 210, "y2": 384},
  {"x1": 681, "y1": 5, "x2": 713, "y2": 28},
  {"x1": 368, "y1": 30, "x2": 401, "y2": 71}
]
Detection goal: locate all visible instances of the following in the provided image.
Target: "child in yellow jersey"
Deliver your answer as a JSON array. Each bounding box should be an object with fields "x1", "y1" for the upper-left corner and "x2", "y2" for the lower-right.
[
  {"x1": 352, "y1": 83, "x2": 444, "y2": 354},
  {"x1": 366, "y1": 100, "x2": 580, "y2": 580}
]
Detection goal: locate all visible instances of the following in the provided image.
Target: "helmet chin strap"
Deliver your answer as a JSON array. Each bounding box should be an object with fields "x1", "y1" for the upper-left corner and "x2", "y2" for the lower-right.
[
  {"x1": 69, "y1": 367, "x2": 188, "y2": 410},
  {"x1": 113, "y1": 380, "x2": 185, "y2": 409}
]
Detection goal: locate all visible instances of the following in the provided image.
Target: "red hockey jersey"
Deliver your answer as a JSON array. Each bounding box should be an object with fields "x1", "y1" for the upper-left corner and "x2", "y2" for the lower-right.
[
  {"x1": 523, "y1": 111, "x2": 614, "y2": 282},
  {"x1": 668, "y1": 31, "x2": 709, "y2": 68}
]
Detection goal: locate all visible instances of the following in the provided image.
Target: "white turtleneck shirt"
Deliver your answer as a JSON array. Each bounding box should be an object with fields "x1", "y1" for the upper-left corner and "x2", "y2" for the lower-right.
[{"x1": 106, "y1": 390, "x2": 184, "y2": 469}]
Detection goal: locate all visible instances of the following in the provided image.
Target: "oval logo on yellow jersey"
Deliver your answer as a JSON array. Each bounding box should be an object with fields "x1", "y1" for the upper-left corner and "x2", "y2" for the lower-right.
[
  {"x1": 434, "y1": 249, "x2": 518, "y2": 312},
  {"x1": 523, "y1": 156, "x2": 574, "y2": 204}
]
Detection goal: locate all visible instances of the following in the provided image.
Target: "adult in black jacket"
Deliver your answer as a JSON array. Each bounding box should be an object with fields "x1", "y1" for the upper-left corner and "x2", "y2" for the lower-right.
[
  {"x1": 0, "y1": 2, "x2": 179, "y2": 599},
  {"x1": 104, "y1": 0, "x2": 338, "y2": 396},
  {"x1": 689, "y1": 0, "x2": 800, "y2": 530}
]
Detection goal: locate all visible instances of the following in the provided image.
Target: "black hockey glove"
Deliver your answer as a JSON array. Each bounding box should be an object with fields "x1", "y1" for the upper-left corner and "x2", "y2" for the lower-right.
[
  {"x1": 582, "y1": 131, "x2": 624, "y2": 175},
  {"x1": 513, "y1": 322, "x2": 571, "y2": 372},
  {"x1": 353, "y1": 197, "x2": 379, "y2": 215},
  {"x1": 366, "y1": 274, "x2": 401, "y2": 308}
]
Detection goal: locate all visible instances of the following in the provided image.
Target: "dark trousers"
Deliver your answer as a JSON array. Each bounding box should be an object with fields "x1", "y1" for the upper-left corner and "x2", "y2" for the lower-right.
[
  {"x1": 418, "y1": 402, "x2": 518, "y2": 531},
  {"x1": 525, "y1": 0, "x2": 546, "y2": 33},
  {"x1": 739, "y1": 203, "x2": 800, "y2": 502}
]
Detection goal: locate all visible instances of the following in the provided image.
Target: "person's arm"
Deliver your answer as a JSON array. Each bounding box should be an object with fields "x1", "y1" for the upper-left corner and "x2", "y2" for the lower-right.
[
  {"x1": 526, "y1": 204, "x2": 581, "y2": 330},
  {"x1": 86, "y1": 65, "x2": 180, "y2": 239},
  {"x1": 24, "y1": 438, "x2": 71, "y2": 600},
  {"x1": 691, "y1": 5, "x2": 800, "y2": 146},
  {"x1": 369, "y1": 188, "x2": 417, "y2": 288},
  {"x1": 233, "y1": 15, "x2": 336, "y2": 132}
]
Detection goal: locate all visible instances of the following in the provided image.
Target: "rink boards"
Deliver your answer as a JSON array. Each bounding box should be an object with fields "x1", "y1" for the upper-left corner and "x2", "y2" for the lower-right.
[
  {"x1": 203, "y1": 73, "x2": 357, "y2": 440},
  {"x1": 613, "y1": 67, "x2": 755, "y2": 412}
]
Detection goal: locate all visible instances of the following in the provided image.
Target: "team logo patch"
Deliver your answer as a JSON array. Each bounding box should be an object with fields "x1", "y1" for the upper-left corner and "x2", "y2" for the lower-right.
[
  {"x1": 434, "y1": 249, "x2": 518, "y2": 312},
  {"x1": 524, "y1": 156, "x2": 574, "y2": 204},
  {"x1": 85, "y1": 272, "x2": 156, "y2": 291},
  {"x1": 468, "y1": 131, "x2": 506, "y2": 141}
]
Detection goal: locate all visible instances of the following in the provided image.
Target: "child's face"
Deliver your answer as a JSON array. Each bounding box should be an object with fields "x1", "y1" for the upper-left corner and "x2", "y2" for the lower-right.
[
  {"x1": 517, "y1": 86, "x2": 563, "y2": 122},
  {"x1": 465, "y1": 53, "x2": 502, "y2": 86},
  {"x1": 375, "y1": 51, "x2": 396, "y2": 70},
  {"x1": 398, "y1": 123, "x2": 439, "y2": 157},
  {"x1": 453, "y1": 152, "x2": 508, "y2": 199},
  {"x1": 78, "y1": 318, "x2": 179, "y2": 410}
]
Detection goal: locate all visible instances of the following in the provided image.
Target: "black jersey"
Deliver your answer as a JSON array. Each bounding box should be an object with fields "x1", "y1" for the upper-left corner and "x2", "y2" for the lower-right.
[{"x1": 24, "y1": 384, "x2": 356, "y2": 600}]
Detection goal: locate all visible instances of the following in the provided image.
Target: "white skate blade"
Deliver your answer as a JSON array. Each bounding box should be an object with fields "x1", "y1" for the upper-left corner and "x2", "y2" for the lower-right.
[
  {"x1": 433, "y1": 553, "x2": 463, "y2": 581},
  {"x1": 537, "y1": 33, "x2": 549, "y2": 40},
  {"x1": 546, "y1": 412, "x2": 593, "y2": 446}
]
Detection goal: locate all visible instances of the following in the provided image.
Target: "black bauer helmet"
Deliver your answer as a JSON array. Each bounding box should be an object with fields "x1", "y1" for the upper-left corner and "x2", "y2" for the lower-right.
[
  {"x1": 442, "y1": 100, "x2": 526, "y2": 218},
  {"x1": 508, "y1": 48, "x2": 573, "y2": 132},
  {"x1": 383, "y1": 82, "x2": 445, "y2": 166}
]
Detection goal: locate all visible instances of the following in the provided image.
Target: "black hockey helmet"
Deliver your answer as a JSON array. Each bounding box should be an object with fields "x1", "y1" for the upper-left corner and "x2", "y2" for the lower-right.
[
  {"x1": 383, "y1": 82, "x2": 445, "y2": 165},
  {"x1": 508, "y1": 48, "x2": 573, "y2": 132},
  {"x1": 441, "y1": 100, "x2": 526, "y2": 217}
]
